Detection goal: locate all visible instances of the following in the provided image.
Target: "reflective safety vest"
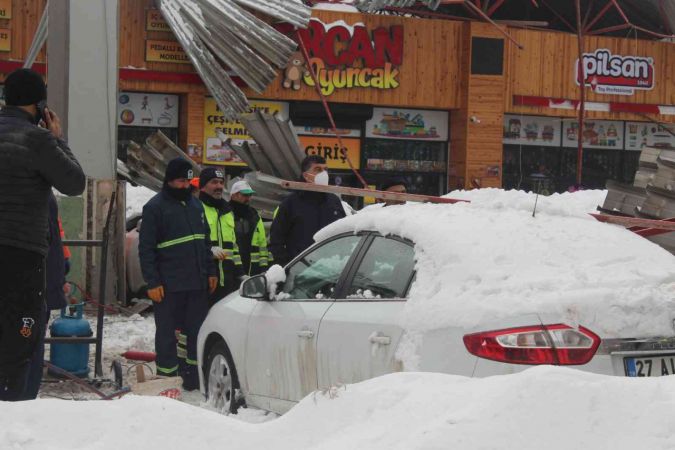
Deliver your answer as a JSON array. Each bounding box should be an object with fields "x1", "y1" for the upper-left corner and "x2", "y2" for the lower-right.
[
  {"x1": 201, "y1": 203, "x2": 242, "y2": 287},
  {"x1": 248, "y1": 216, "x2": 271, "y2": 275}
]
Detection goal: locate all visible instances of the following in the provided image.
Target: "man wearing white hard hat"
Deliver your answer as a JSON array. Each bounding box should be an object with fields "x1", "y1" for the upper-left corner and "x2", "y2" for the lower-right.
[{"x1": 229, "y1": 180, "x2": 270, "y2": 276}]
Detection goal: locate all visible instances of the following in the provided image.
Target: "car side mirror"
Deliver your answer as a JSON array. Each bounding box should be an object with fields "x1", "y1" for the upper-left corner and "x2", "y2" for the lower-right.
[{"x1": 240, "y1": 274, "x2": 269, "y2": 301}]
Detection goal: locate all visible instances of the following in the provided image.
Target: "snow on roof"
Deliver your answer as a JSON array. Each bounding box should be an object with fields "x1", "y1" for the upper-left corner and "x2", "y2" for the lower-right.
[
  {"x1": 5, "y1": 367, "x2": 675, "y2": 449},
  {"x1": 316, "y1": 189, "x2": 675, "y2": 338}
]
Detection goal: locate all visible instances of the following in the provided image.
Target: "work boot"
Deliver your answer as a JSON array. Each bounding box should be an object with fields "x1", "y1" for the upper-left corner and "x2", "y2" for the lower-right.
[{"x1": 181, "y1": 367, "x2": 199, "y2": 391}]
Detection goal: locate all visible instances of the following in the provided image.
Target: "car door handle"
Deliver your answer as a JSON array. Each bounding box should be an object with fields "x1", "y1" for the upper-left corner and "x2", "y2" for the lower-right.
[
  {"x1": 369, "y1": 334, "x2": 391, "y2": 345},
  {"x1": 297, "y1": 330, "x2": 315, "y2": 339}
]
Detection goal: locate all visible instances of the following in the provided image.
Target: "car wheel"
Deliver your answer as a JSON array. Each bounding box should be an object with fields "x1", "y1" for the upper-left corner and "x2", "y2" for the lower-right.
[{"x1": 204, "y1": 341, "x2": 239, "y2": 414}]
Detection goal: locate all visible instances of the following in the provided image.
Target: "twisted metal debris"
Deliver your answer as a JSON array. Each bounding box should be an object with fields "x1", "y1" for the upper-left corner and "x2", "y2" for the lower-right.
[
  {"x1": 159, "y1": 0, "x2": 311, "y2": 120},
  {"x1": 353, "y1": 0, "x2": 442, "y2": 12}
]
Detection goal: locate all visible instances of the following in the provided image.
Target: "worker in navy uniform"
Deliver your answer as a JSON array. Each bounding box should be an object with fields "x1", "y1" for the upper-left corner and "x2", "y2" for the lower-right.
[
  {"x1": 139, "y1": 158, "x2": 218, "y2": 391},
  {"x1": 270, "y1": 155, "x2": 346, "y2": 267}
]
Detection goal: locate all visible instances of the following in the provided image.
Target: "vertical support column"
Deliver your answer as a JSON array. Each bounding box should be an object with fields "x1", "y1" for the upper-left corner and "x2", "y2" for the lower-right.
[{"x1": 449, "y1": 22, "x2": 506, "y2": 190}]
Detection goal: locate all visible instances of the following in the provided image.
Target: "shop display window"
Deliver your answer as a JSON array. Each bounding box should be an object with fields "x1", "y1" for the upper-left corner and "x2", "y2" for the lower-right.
[{"x1": 503, "y1": 145, "x2": 639, "y2": 194}]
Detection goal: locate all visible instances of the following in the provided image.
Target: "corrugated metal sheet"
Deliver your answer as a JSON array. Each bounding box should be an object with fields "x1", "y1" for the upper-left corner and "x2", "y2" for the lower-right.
[{"x1": 158, "y1": 0, "x2": 310, "y2": 120}]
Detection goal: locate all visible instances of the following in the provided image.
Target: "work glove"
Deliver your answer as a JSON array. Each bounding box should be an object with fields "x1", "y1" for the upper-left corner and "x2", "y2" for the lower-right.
[
  {"x1": 208, "y1": 276, "x2": 218, "y2": 294},
  {"x1": 211, "y1": 246, "x2": 227, "y2": 261},
  {"x1": 147, "y1": 285, "x2": 165, "y2": 303}
]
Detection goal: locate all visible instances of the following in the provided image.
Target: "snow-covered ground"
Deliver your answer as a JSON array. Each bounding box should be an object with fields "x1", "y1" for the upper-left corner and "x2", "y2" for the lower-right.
[{"x1": 4, "y1": 367, "x2": 675, "y2": 450}]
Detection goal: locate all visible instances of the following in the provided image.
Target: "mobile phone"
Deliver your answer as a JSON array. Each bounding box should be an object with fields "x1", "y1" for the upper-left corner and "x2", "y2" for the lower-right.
[{"x1": 36, "y1": 100, "x2": 48, "y2": 124}]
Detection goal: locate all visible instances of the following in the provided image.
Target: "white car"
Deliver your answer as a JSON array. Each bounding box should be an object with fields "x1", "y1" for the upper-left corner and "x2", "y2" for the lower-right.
[{"x1": 197, "y1": 199, "x2": 675, "y2": 415}]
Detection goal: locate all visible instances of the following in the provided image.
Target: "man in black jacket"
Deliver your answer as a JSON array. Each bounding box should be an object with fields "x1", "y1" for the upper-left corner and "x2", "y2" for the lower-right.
[
  {"x1": 229, "y1": 180, "x2": 269, "y2": 276},
  {"x1": 270, "y1": 155, "x2": 346, "y2": 267},
  {"x1": 139, "y1": 158, "x2": 218, "y2": 390},
  {"x1": 0, "y1": 69, "x2": 85, "y2": 401}
]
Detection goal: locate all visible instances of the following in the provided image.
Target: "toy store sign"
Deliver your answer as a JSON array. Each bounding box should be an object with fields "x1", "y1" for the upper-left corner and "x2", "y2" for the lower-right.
[
  {"x1": 575, "y1": 49, "x2": 655, "y2": 96},
  {"x1": 366, "y1": 107, "x2": 448, "y2": 142},
  {"x1": 290, "y1": 19, "x2": 403, "y2": 96},
  {"x1": 562, "y1": 119, "x2": 624, "y2": 150},
  {"x1": 503, "y1": 115, "x2": 561, "y2": 147}
]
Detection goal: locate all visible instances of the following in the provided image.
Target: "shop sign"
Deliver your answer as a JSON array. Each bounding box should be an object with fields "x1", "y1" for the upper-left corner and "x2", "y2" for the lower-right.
[
  {"x1": 0, "y1": 28, "x2": 10, "y2": 52},
  {"x1": 625, "y1": 122, "x2": 675, "y2": 151},
  {"x1": 146, "y1": 9, "x2": 171, "y2": 32},
  {"x1": 562, "y1": 119, "x2": 624, "y2": 150},
  {"x1": 117, "y1": 92, "x2": 179, "y2": 128},
  {"x1": 294, "y1": 125, "x2": 361, "y2": 138},
  {"x1": 503, "y1": 115, "x2": 561, "y2": 147},
  {"x1": 576, "y1": 49, "x2": 654, "y2": 96},
  {"x1": 145, "y1": 40, "x2": 190, "y2": 64},
  {"x1": 288, "y1": 19, "x2": 403, "y2": 96},
  {"x1": 366, "y1": 107, "x2": 448, "y2": 141},
  {"x1": 299, "y1": 136, "x2": 361, "y2": 170},
  {"x1": 203, "y1": 98, "x2": 289, "y2": 166},
  {"x1": 0, "y1": 0, "x2": 11, "y2": 19}
]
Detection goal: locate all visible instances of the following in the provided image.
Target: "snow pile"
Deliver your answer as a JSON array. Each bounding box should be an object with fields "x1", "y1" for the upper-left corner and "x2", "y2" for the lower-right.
[
  {"x1": 265, "y1": 264, "x2": 288, "y2": 299},
  {"x1": 4, "y1": 368, "x2": 675, "y2": 449},
  {"x1": 125, "y1": 184, "x2": 156, "y2": 219},
  {"x1": 317, "y1": 189, "x2": 675, "y2": 338},
  {"x1": 101, "y1": 314, "x2": 156, "y2": 354},
  {"x1": 312, "y1": 1, "x2": 359, "y2": 12}
]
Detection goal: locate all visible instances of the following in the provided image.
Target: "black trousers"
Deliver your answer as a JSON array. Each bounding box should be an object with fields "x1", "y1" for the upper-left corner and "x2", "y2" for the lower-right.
[
  {"x1": 0, "y1": 246, "x2": 45, "y2": 401},
  {"x1": 154, "y1": 289, "x2": 208, "y2": 377}
]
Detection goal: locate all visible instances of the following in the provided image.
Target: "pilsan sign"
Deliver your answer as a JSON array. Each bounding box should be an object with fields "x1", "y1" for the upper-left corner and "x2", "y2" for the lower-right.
[
  {"x1": 575, "y1": 49, "x2": 655, "y2": 96},
  {"x1": 289, "y1": 19, "x2": 403, "y2": 96}
]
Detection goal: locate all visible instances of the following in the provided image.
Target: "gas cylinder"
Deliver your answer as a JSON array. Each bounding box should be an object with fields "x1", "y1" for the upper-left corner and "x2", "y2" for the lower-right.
[{"x1": 49, "y1": 303, "x2": 92, "y2": 378}]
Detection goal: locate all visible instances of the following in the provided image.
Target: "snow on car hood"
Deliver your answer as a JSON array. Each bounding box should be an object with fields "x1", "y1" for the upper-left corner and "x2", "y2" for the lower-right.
[{"x1": 315, "y1": 189, "x2": 675, "y2": 339}]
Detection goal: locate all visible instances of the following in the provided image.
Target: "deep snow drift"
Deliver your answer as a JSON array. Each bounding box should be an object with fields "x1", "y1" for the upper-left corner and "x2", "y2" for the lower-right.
[
  {"x1": 316, "y1": 189, "x2": 675, "y2": 340},
  {"x1": 125, "y1": 184, "x2": 156, "y2": 218},
  {"x1": 3, "y1": 367, "x2": 675, "y2": 450}
]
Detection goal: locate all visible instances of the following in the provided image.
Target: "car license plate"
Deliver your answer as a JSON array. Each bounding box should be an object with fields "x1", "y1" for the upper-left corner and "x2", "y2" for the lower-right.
[{"x1": 624, "y1": 354, "x2": 675, "y2": 377}]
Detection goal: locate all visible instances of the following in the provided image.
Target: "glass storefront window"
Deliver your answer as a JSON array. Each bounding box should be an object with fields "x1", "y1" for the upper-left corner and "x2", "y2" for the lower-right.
[{"x1": 503, "y1": 145, "x2": 640, "y2": 193}]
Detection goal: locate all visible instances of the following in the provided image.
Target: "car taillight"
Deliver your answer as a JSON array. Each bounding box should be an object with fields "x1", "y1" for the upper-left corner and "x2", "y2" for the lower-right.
[{"x1": 463, "y1": 324, "x2": 601, "y2": 366}]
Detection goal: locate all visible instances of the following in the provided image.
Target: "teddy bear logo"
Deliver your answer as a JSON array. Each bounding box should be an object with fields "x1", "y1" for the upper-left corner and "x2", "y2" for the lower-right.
[{"x1": 283, "y1": 51, "x2": 310, "y2": 91}]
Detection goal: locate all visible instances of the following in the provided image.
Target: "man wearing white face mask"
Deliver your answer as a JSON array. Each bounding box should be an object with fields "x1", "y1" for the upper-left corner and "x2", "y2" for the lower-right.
[{"x1": 270, "y1": 155, "x2": 346, "y2": 266}]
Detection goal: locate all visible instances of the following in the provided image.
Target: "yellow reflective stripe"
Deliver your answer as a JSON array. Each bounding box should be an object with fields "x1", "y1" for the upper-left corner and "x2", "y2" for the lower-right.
[
  {"x1": 157, "y1": 234, "x2": 205, "y2": 249},
  {"x1": 157, "y1": 365, "x2": 179, "y2": 375},
  {"x1": 186, "y1": 358, "x2": 198, "y2": 366},
  {"x1": 177, "y1": 348, "x2": 187, "y2": 359},
  {"x1": 177, "y1": 333, "x2": 187, "y2": 345}
]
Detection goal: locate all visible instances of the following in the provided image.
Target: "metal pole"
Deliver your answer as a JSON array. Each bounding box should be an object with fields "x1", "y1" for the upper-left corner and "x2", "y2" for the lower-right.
[
  {"x1": 94, "y1": 189, "x2": 117, "y2": 377},
  {"x1": 575, "y1": 0, "x2": 586, "y2": 187},
  {"x1": 23, "y1": 0, "x2": 49, "y2": 68}
]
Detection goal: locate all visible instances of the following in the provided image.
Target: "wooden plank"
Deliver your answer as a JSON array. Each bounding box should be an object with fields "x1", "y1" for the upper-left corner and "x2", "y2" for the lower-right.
[{"x1": 590, "y1": 213, "x2": 675, "y2": 231}]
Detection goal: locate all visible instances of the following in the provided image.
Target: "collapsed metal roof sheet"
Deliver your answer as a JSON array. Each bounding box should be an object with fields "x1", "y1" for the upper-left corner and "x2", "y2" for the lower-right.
[
  {"x1": 159, "y1": 0, "x2": 311, "y2": 120},
  {"x1": 354, "y1": 0, "x2": 440, "y2": 12}
]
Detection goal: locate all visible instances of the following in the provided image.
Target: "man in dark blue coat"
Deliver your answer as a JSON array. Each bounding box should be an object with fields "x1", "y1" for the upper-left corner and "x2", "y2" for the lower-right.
[
  {"x1": 270, "y1": 155, "x2": 346, "y2": 266},
  {"x1": 0, "y1": 69, "x2": 85, "y2": 401},
  {"x1": 139, "y1": 158, "x2": 218, "y2": 390}
]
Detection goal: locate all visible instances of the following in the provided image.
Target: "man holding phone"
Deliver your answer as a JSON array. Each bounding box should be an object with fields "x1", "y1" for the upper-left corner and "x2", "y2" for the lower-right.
[{"x1": 0, "y1": 68, "x2": 85, "y2": 401}]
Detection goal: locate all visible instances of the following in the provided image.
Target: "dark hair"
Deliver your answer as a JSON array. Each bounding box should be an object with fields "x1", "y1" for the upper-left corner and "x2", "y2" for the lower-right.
[
  {"x1": 301, "y1": 155, "x2": 326, "y2": 173},
  {"x1": 380, "y1": 177, "x2": 408, "y2": 191},
  {"x1": 4, "y1": 68, "x2": 47, "y2": 106}
]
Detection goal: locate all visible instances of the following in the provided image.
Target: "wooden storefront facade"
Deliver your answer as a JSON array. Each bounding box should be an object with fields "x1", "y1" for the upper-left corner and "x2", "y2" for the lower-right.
[{"x1": 1, "y1": 0, "x2": 674, "y2": 194}]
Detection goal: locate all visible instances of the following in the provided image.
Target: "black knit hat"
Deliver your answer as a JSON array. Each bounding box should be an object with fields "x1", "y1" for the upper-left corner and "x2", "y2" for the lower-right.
[
  {"x1": 4, "y1": 69, "x2": 47, "y2": 106},
  {"x1": 164, "y1": 158, "x2": 194, "y2": 183},
  {"x1": 199, "y1": 167, "x2": 225, "y2": 188}
]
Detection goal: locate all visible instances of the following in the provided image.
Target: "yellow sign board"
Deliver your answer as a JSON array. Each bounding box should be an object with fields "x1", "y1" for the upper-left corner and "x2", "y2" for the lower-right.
[
  {"x1": 0, "y1": 28, "x2": 10, "y2": 52},
  {"x1": 0, "y1": 0, "x2": 12, "y2": 19},
  {"x1": 203, "y1": 98, "x2": 289, "y2": 166},
  {"x1": 145, "y1": 40, "x2": 190, "y2": 64},
  {"x1": 299, "y1": 136, "x2": 361, "y2": 170},
  {"x1": 146, "y1": 9, "x2": 171, "y2": 32}
]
